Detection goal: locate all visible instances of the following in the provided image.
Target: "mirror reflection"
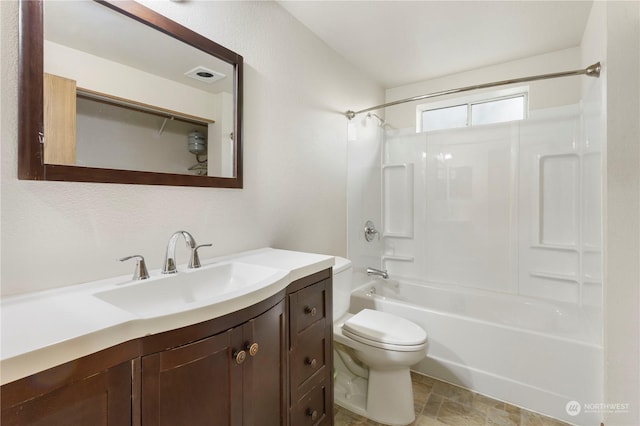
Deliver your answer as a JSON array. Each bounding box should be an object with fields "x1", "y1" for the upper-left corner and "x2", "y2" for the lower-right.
[{"x1": 43, "y1": 1, "x2": 235, "y2": 177}]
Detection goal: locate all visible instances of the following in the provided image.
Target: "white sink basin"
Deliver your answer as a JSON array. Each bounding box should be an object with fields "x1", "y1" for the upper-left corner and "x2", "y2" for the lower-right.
[{"x1": 94, "y1": 262, "x2": 285, "y2": 318}]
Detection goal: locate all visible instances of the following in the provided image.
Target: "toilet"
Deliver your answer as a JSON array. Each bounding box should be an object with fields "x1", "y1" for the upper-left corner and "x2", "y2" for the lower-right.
[{"x1": 332, "y1": 257, "x2": 428, "y2": 426}]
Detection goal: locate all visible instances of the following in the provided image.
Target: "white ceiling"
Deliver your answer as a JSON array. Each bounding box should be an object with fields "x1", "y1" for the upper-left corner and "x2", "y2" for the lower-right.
[{"x1": 278, "y1": 1, "x2": 593, "y2": 89}]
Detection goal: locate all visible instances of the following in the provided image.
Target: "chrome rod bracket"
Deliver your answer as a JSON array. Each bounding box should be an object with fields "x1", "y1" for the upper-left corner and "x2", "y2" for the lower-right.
[{"x1": 586, "y1": 62, "x2": 601, "y2": 78}]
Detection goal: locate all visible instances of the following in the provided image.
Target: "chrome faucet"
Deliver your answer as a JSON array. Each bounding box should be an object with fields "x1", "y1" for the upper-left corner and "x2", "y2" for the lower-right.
[
  {"x1": 366, "y1": 267, "x2": 388, "y2": 279},
  {"x1": 162, "y1": 230, "x2": 211, "y2": 274}
]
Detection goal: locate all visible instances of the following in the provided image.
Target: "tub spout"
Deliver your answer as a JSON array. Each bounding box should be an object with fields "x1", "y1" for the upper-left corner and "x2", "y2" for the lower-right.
[{"x1": 367, "y1": 267, "x2": 388, "y2": 279}]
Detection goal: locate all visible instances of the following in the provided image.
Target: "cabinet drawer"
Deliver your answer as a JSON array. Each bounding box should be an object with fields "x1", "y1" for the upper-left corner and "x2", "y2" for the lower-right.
[
  {"x1": 290, "y1": 319, "x2": 327, "y2": 394},
  {"x1": 289, "y1": 279, "x2": 328, "y2": 335},
  {"x1": 291, "y1": 380, "x2": 330, "y2": 426}
]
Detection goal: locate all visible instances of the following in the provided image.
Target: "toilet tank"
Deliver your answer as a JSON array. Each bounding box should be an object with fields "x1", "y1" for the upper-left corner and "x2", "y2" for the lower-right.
[{"x1": 333, "y1": 257, "x2": 353, "y2": 320}]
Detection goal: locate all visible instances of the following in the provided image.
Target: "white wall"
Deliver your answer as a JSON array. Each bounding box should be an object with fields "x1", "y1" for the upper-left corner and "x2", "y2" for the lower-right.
[
  {"x1": 385, "y1": 47, "x2": 582, "y2": 129},
  {"x1": 582, "y1": 1, "x2": 640, "y2": 424},
  {"x1": 0, "y1": 0, "x2": 383, "y2": 296},
  {"x1": 586, "y1": 1, "x2": 640, "y2": 425}
]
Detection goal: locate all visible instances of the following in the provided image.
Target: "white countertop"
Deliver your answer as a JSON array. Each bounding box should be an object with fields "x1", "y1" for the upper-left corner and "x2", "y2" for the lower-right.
[{"x1": 1, "y1": 248, "x2": 334, "y2": 385}]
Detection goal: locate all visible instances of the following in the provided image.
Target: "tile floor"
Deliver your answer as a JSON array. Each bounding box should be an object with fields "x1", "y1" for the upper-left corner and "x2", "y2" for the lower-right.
[{"x1": 334, "y1": 372, "x2": 571, "y2": 426}]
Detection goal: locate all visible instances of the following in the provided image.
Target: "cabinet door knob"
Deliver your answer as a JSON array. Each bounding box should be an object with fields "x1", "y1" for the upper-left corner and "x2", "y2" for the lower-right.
[
  {"x1": 234, "y1": 350, "x2": 247, "y2": 365},
  {"x1": 304, "y1": 306, "x2": 317, "y2": 317},
  {"x1": 306, "y1": 408, "x2": 318, "y2": 421},
  {"x1": 247, "y1": 342, "x2": 259, "y2": 357},
  {"x1": 305, "y1": 357, "x2": 317, "y2": 369}
]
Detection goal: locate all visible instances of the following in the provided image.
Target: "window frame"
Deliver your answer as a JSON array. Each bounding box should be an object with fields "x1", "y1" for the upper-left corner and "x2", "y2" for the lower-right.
[{"x1": 416, "y1": 86, "x2": 529, "y2": 133}]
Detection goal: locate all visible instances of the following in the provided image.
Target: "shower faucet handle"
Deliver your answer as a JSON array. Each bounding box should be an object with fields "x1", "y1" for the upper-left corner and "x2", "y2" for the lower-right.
[
  {"x1": 189, "y1": 243, "x2": 212, "y2": 269},
  {"x1": 364, "y1": 220, "x2": 380, "y2": 242}
]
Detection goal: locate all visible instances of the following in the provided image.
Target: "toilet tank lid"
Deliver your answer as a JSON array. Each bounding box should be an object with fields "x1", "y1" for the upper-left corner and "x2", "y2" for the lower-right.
[{"x1": 333, "y1": 256, "x2": 352, "y2": 273}]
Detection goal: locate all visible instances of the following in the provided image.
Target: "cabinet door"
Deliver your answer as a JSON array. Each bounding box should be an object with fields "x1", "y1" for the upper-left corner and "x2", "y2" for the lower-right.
[
  {"x1": 141, "y1": 329, "x2": 244, "y2": 426},
  {"x1": 43, "y1": 73, "x2": 76, "y2": 165},
  {"x1": 241, "y1": 299, "x2": 285, "y2": 426},
  {"x1": 1, "y1": 361, "x2": 132, "y2": 426}
]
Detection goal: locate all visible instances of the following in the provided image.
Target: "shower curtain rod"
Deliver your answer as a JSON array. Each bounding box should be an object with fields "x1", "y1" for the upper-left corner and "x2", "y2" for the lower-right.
[{"x1": 345, "y1": 62, "x2": 601, "y2": 120}]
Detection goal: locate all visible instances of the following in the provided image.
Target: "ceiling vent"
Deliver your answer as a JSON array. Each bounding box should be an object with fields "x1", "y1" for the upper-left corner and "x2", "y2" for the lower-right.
[{"x1": 184, "y1": 66, "x2": 226, "y2": 84}]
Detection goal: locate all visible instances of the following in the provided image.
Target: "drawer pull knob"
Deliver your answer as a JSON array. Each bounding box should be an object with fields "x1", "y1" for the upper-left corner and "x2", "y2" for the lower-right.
[
  {"x1": 306, "y1": 408, "x2": 318, "y2": 421},
  {"x1": 305, "y1": 357, "x2": 317, "y2": 369},
  {"x1": 234, "y1": 350, "x2": 247, "y2": 365},
  {"x1": 304, "y1": 306, "x2": 317, "y2": 317},
  {"x1": 247, "y1": 342, "x2": 259, "y2": 357}
]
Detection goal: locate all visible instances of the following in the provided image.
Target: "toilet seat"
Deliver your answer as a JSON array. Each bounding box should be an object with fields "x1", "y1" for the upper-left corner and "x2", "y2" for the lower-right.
[{"x1": 342, "y1": 309, "x2": 427, "y2": 352}]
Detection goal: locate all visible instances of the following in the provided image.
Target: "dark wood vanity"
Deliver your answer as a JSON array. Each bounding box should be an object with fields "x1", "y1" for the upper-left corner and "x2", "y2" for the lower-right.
[
  {"x1": 0, "y1": 269, "x2": 333, "y2": 426},
  {"x1": 287, "y1": 270, "x2": 333, "y2": 426}
]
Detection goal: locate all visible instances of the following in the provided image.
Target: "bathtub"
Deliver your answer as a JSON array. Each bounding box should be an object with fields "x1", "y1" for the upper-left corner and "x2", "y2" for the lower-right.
[{"x1": 349, "y1": 278, "x2": 603, "y2": 425}]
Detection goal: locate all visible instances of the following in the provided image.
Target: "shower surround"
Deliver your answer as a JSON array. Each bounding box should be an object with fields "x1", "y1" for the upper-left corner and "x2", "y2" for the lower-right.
[
  {"x1": 382, "y1": 105, "x2": 601, "y2": 306},
  {"x1": 347, "y1": 102, "x2": 602, "y2": 425}
]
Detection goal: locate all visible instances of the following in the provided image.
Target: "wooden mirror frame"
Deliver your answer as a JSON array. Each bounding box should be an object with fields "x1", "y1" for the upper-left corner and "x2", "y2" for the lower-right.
[{"x1": 18, "y1": 0, "x2": 243, "y2": 188}]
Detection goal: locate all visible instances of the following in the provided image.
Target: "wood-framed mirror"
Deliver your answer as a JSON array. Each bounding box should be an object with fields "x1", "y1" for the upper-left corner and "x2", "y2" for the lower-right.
[{"x1": 18, "y1": 0, "x2": 243, "y2": 188}]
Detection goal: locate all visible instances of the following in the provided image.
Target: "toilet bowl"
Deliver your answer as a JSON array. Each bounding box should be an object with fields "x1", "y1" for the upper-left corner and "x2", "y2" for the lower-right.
[{"x1": 332, "y1": 257, "x2": 428, "y2": 426}]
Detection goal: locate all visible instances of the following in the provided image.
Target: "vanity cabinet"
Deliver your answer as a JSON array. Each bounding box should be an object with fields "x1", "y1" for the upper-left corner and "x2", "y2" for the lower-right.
[
  {"x1": 1, "y1": 267, "x2": 333, "y2": 426},
  {"x1": 287, "y1": 269, "x2": 333, "y2": 425},
  {"x1": 141, "y1": 299, "x2": 285, "y2": 426},
  {"x1": 0, "y1": 355, "x2": 135, "y2": 426}
]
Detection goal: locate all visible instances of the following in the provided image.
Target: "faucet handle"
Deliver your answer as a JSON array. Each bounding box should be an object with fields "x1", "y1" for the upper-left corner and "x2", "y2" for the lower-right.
[
  {"x1": 364, "y1": 220, "x2": 380, "y2": 242},
  {"x1": 120, "y1": 255, "x2": 150, "y2": 280},
  {"x1": 189, "y1": 244, "x2": 212, "y2": 269}
]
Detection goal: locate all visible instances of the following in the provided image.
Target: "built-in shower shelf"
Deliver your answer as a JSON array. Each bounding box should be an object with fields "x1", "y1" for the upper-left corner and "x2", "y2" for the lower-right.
[
  {"x1": 531, "y1": 243, "x2": 602, "y2": 254},
  {"x1": 382, "y1": 163, "x2": 410, "y2": 168},
  {"x1": 382, "y1": 163, "x2": 414, "y2": 238},
  {"x1": 583, "y1": 245, "x2": 602, "y2": 253},
  {"x1": 382, "y1": 255, "x2": 414, "y2": 263},
  {"x1": 582, "y1": 273, "x2": 601, "y2": 282},
  {"x1": 382, "y1": 232, "x2": 413, "y2": 239},
  {"x1": 532, "y1": 152, "x2": 581, "y2": 249},
  {"x1": 530, "y1": 243, "x2": 578, "y2": 252},
  {"x1": 529, "y1": 271, "x2": 579, "y2": 283}
]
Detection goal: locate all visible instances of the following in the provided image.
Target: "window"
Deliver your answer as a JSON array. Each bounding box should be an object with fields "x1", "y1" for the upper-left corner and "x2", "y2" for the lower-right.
[
  {"x1": 417, "y1": 88, "x2": 528, "y2": 132},
  {"x1": 421, "y1": 104, "x2": 467, "y2": 132}
]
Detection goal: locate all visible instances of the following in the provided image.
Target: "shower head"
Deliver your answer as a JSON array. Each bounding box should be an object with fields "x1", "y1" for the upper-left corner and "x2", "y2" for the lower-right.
[{"x1": 367, "y1": 112, "x2": 386, "y2": 127}]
